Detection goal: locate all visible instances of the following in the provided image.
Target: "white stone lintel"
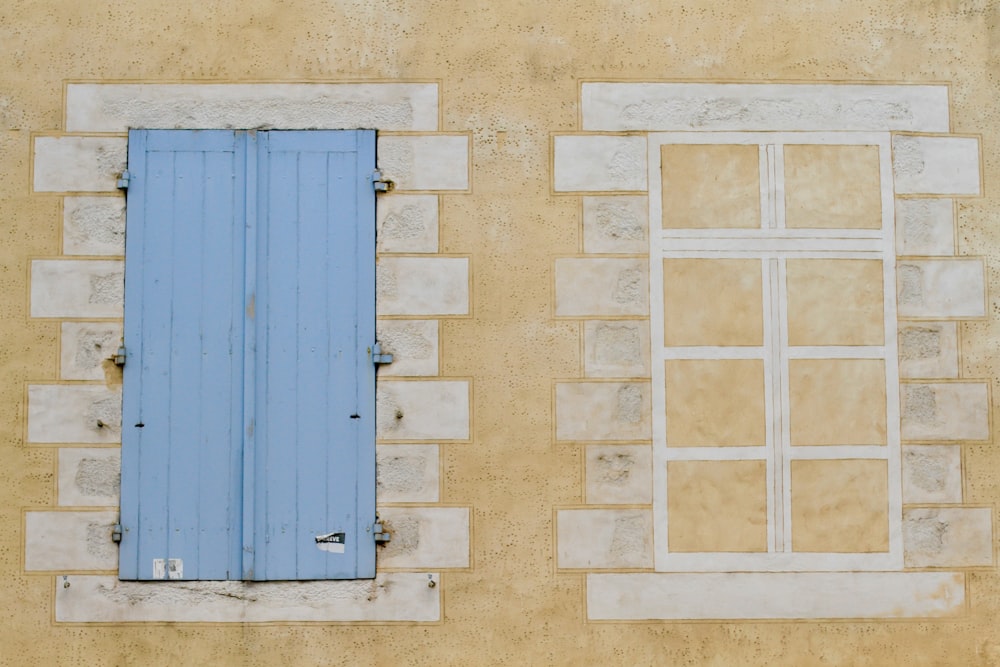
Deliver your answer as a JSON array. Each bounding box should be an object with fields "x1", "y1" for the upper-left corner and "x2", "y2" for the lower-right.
[
  {"x1": 66, "y1": 82, "x2": 440, "y2": 132},
  {"x1": 55, "y1": 573, "x2": 441, "y2": 622},
  {"x1": 587, "y1": 572, "x2": 965, "y2": 620},
  {"x1": 581, "y1": 83, "x2": 951, "y2": 132}
]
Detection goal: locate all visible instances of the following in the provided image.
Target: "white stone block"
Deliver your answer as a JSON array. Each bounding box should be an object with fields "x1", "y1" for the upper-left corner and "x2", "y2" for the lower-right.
[
  {"x1": 893, "y1": 135, "x2": 981, "y2": 196},
  {"x1": 900, "y1": 382, "x2": 989, "y2": 442},
  {"x1": 896, "y1": 259, "x2": 986, "y2": 319},
  {"x1": 585, "y1": 445, "x2": 652, "y2": 504},
  {"x1": 555, "y1": 258, "x2": 648, "y2": 316},
  {"x1": 897, "y1": 322, "x2": 959, "y2": 379},
  {"x1": 28, "y1": 385, "x2": 122, "y2": 444},
  {"x1": 582, "y1": 196, "x2": 649, "y2": 253},
  {"x1": 555, "y1": 381, "x2": 651, "y2": 442},
  {"x1": 581, "y1": 83, "x2": 951, "y2": 132},
  {"x1": 894, "y1": 198, "x2": 954, "y2": 257},
  {"x1": 557, "y1": 509, "x2": 653, "y2": 569},
  {"x1": 25, "y1": 510, "x2": 118, "y2": 571},
  {"x1": 63, "y1": 196, "x2": 126, "y2": 256},
  {"x1": 375, "y1": 320, "x2": 439, "y2": 376},
  {"x1": 33, "y1": 136, "x2": 126, "y2": 193},
  {"x1": 376, "y1": 257, "x2": 469, "y2": 316},
  {"x1": 901, "y1": 445, "x2": 962, "y2": 505},
  {"x1": 60, "y1": 322, "x2": 123, "y2": 381},
  {"x1": 377, "y1": 444, "x2": 439, "y2": 503},
  {"x1": 377, "y1": 135, "x2": 469, "y2": 191},
  {"x1": 377, "y1": 380, "x2": 469, "y2": 441},
  {"x1": 65, "y1": 83, "x2": 439, "y2": 132},
  {"x1": 587, "y1": 572, "x2": 965, "y2": 620},
  {"x1": 583, "y1": 320, "x2": 651, "y2": 378},
  {"x1": 903, "y1": 507, "x2": 993, "y2": 568},
  {"x1": 553, "y1": 135, "x2": 647, "y2": 192},
  {"x1": 31, "y1": 259, "x2": 124, "y2": 318},
  {"x1": 56, "y1": 573, "x2": 441, "y2": 622},
  {"x1": 58, "y1": 448, "x2": 121, "y2": 507},
  {"x1": 377, "y1": 507, "x2": 469, "y2": 569},
  {"x1": 376, "y1": 194, "x2": 439, "y2": 253}
]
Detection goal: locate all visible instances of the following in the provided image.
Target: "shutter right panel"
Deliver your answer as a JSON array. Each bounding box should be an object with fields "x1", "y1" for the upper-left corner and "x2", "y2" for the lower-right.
[{"x1": 250, "y1": 130, "x2": 376, "y2": 580}]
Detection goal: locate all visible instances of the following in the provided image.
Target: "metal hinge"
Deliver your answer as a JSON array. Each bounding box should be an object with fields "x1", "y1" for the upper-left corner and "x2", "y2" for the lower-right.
[
  {"x1": 114, "y1": 345, "x2": 127, "y2": 367},
  {"x1": 373, "y1": 521, "x2": 391, "y2": 544},
  {"x1": 111, "y1": 524, "x2": 122, "y2": 543},
  {"x1": 372, "y1": 343, "x2": 393, "y2": 366},
  {"x1": 371, "y1": 170, "x2": 394, "y2": 193},
  {"x1": 116, "y1": 170, "x2": 131, "y2": 190}
]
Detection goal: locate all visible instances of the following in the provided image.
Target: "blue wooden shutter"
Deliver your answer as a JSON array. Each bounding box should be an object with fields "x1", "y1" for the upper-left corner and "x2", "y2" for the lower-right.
[
  {"x1": 120, "y1": 130, "x2": 247, "y2": 580},
  {"x1": 120, "y1": 129, "x2": 376, "y2": 581},
  {"x1": 247, "y1": 130, "x2": 376, "y2": 580}
]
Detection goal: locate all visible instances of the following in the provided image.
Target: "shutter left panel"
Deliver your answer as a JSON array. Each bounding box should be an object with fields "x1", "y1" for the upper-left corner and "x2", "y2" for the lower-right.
[{"x1": 119, "y1": 130, "x2": 246, "y2": 580}]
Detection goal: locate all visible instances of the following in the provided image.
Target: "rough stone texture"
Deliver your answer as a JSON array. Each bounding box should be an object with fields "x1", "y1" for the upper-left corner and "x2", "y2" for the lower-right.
[
  {"x1": 892, "y1": 135, "x2": 981, "y2": 195},
  {"x1": 376, "y1": 380, "x2": 469, "y2": 441},
  {"x1": 376, "y1": 257, "x2": 469, "y2": 316},
  {"x1": 584, "y1": 320, "x2": 651, "y2": 378},
  {"x1": 33, "y1": 136, "x2": 127, "y2": 192},
  {"x1": 554, "y1": 258, "x2": 649, "y2": 316},
  {"x1": 56, "y1": 573, "x2": 441, "y2": 622},
  {"x1": 897, "y1": 322, "x2": 959, "y2": 379},
  {"x1": 376, "y1": 194, "x2": 439, "y2": 253},
  {"x1": 58, "y1": 448, "x2": 121, "y2": 506},
  {"x1": 63, "y1": 196, "x2": 126, "y2": 255},
  {"x1": 585, "y1": 445, "x2": 651, "y2": 504},
  {"x1": 27, "y1": 385, "x2": 122, "y2": 444},
  {"x1": 555, "y1": 382, "x2": 651, "y2": 441},
  {"x1": 894, "y1": 198, "x2": 955, "y2": 257},
  {"x1": 900, "y1": 382, "x2": 990, "y2": 442},
  {"x1": 60, "y1": 322, "x2": 123, "y2": 381},
  {"x1": 30, "y1": 260, "x2": 125, "y2": 318},
  {"x1": 896, "y1": 259, "x2": 986, "y2": 319},
  {"x1": 901, "y1": 445, "x2": 962, "y2": 504},
  {"x1": 582, "y1": 195, "x2": 648, "y2": 253},
  {"x1": 65, "y1": 83, "x2": 439, "y2": 132},
  {"x1": 903, "y1": 507, "x2": 993, "y2": 568},
  {"x1": 582, "y1": 83, "x2": 951, "y2": 132},
  {"x1": 377, "y1": 135, "x2": 469, "y2": 191},
  {"x1": 376, "y1": 444, "x2": 439, "y2": 503},
  {"x1": 24, "y1": 511, "x2": 118, "y2": 571},
  {"x1": 375, "y1": 319, "x2": 438, "y2": 376},
  {"x1": 553, "y1": 135, "x2": 647, "y2": 191},
  {"x1": 556, "y1": 509, "x2": 653, "y2": 568},
  {"x1": 376, "y1": 507, "x2": 469, "y2": 569}
]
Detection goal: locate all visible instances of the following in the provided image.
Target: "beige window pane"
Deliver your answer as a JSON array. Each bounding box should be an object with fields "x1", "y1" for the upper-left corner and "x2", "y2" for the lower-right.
[
  {"x1": 791, "y1": 459, "x2": 889, "y2": 553},
  {"x1": 667, "y1": 460, "x2": 768, "y2": 552},
  {"x1": 663, "y1": 258, "x2": 763, "y2": 347},
  {"x1": 789, "y1": 358, "x2": 887, "y2": 446},
  {"x1": 661, "y1": 144, "x2": 760, "y2": 229},
  {"x1": 786, "y1": 259, "x2": 885, "y2": 346},
  {"x1": 784, "y1": 144, "x2": 882, "y2": 229},
  {"x1": 665, "y1": 359, "x2": 765, "y2": 446}
]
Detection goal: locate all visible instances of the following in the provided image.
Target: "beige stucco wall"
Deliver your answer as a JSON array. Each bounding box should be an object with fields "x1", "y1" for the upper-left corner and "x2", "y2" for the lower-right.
[{"x1": 3, "y1": 1, "x2": 1000, "y2": 664}]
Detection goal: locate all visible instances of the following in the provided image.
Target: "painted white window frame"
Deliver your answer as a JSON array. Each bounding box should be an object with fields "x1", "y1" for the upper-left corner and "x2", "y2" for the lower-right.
[{"x1": 648, "y1": 131, "x2": 903, "y2": 573}]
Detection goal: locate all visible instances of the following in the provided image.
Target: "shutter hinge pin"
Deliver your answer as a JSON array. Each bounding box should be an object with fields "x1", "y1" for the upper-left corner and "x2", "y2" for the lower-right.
[
  {"x1": 373, "y1": 522, "x2": 391, "y2": 544},
  {"x1": 114, "y1": 345, "x2": 127, "y2": 367},
  {"x1": 371, "y1": 170, "x2": 394, "y2": 193},
  {"x1": 372, "y1": 343, "x2": 393, "y2": 366},
  {"x1": 111, "y1": 523, "x2": 122, "y2": 543},
  {"x1": 116, "y1": 170, "x2": 131, "y2": 191}
]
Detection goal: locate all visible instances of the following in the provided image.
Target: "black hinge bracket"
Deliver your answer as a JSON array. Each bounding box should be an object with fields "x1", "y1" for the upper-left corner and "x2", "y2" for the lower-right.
[
  {"x1": 372, "y1": 170, "x2": 394, "y2": 193},
  {"x1": 116, "y1": 170, "x2": 131, "y2": 191}
]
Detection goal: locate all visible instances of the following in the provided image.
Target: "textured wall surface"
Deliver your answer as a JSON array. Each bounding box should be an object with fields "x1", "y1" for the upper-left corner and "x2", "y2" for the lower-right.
[{"x1": 2, "y1": 1, "x2": 1000, "y2": 664}]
